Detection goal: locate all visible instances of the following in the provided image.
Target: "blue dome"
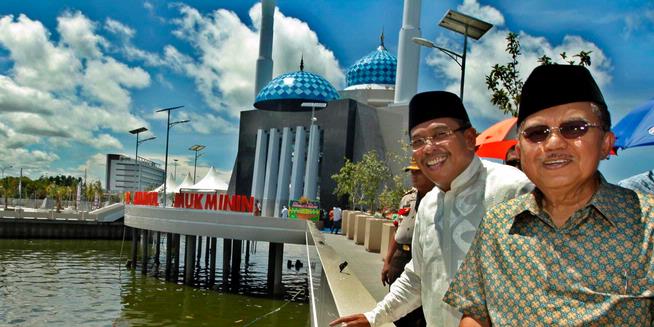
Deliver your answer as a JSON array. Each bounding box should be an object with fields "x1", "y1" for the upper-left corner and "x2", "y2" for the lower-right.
[
  {"x1": 254, "y1": 70, "x2": 340, "y2": 111},
  {"x1": 346, "y1": 45, "x2": 397, "y2": 88}
]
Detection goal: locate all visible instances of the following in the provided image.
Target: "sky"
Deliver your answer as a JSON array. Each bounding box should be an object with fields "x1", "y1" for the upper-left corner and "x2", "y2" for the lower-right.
[{"x1": 0, "y1": 0, "x2": 652, "y2": 186}]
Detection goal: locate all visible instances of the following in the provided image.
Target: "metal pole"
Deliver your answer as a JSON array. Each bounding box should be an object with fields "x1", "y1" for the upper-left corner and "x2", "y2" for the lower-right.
[
  {"x1": 193, "y1": 150, "x2": 198, "y2": 183},
  {"x1": 460, "y1": 24, "x2": 468, "y2": 100},
  {"x1": 163, "y1": 110, "x2": 171, "y2": 207},
  {"x1": 135, "y1": 132, "x2": 140, "y2": 191}
]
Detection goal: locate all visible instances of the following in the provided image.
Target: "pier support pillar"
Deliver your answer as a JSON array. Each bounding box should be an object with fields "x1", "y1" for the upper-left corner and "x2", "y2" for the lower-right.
[
  {"x1": 165, "y1": 232, "x2": 173, "y2": 280},
  {"x1": 154, "y1": 232, "x2": 161, "y2": 274},
  {"x1": 196, "y1": 236, "x2": 203, "y2": 269},
  {"x1": 172, "y1": 234, "x2": 180, "y2": 283},
  {"x1": 141, "y1": 229, "x2": 149, "y2": 274},
  {"x1": 209, "y1": 237, "x2": 217, "y2": 286},
  {"x1": 267, "y1": 242, "x2": 284, "y2": 296},
  {"x1": 222, "y1": 238, "x2": 232, "y2": 284},
  {"x1": 130, "y1": 227, "x2": 139, "y2": 270},
  {"x1": 184, "y1": 235, "x2": 197, "y2": 285}
]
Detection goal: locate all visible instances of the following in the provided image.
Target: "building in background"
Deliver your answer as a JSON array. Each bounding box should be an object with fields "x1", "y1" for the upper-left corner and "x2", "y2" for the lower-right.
[{"x1": 106, "y1": 154, "x2": 164, "y2": 193}]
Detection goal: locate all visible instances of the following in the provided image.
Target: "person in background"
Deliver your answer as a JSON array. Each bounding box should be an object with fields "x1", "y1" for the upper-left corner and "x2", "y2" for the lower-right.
[
  {"x1": 280, "y1": 205, "x2": 288, "y2": 219},
  {"x1": 444, "y1": 64, "x2": 654, "y2": 326},
  {"x1": 504, "y1": 144, "x2": 521, "y2": 170},
  {"x1": 618, "y1": 168, "x2": 654, "y2": 194},
  {"x1": 330, "y1": 91, "x2": 532, "y2": 327},
  {"x1": 330, "y1": 206, "x2": 342, "y2": 234},
  {"x1": 380, "y1": 159, "x2": 433, "y2": 327}
]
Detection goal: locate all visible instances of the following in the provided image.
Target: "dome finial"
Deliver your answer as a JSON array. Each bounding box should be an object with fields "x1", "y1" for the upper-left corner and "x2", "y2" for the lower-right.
[
  {"x1": 378, "y1": 28, "x2": 386, "y2": 50},
  {"x1": 300, "y1": 53, "x2": 304, "y2": 71}
]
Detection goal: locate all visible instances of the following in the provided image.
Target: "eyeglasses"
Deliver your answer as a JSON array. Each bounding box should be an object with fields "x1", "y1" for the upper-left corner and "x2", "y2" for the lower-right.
[
  {"x1": 520, "y1": 120, "x2": 604, "y2": 143},
  {"x1": 410, "y1": 125, "x2": 469, "y2": 150}
]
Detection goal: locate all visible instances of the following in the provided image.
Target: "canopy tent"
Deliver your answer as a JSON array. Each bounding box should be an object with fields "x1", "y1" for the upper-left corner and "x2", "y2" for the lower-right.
[
  {"x1": 185, "y1": 167, "x2": 228, "y2": 192},
  {"x1": 174, "y1": 172, "x2": 194, "y2": 193},
  {"x1": 153, "y1": 173, "x2": 178, "y2": 194},
  {"x1": 613, "y1": 98, "x2": 654, "y2": 151},
  {"x1": 475, "y1": 117, "x2": 517, "y2": 160}
]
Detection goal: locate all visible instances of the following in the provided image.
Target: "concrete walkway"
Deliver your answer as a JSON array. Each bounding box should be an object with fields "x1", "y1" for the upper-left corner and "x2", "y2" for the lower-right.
[{"x1": 321, "y1": 230, "x2": 389, "y2": 302}]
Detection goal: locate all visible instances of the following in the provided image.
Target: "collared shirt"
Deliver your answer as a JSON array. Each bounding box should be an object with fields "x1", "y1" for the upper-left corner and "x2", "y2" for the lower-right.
[
  {"x1": 395, "y1": 188, "x2": 418, "y2": 244},
  {"x1": 444, "y1": 177, "x2": 654, "y2": 326},
  {"x1": 333, "y1": 207, "x2": 342, "y2": 222},
  {"x1": 364, "y1": 156, "x2": 533, "y2": 327}
]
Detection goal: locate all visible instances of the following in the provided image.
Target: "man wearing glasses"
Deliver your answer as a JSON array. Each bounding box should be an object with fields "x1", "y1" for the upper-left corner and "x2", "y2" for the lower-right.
[
  {"x1": 444, "y1": 65, "x2": 654, "y2": 326},
  {"x1": 331, "y1": 91, "x2": 532, "y2": 327}
]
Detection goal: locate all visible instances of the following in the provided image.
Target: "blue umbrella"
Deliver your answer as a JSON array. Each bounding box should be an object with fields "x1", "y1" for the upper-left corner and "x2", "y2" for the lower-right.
[{"x1": 613, "y1": 98, "x2": 654, "y2": 151}]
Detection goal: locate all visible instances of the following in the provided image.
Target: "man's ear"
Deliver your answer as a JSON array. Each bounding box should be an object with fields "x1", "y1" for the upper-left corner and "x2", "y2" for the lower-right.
[
  {"x1": 464, "y1": 128, "x2": 477, "y2": 150},
  {"x1": 601, "y1": 131, "x2": 616, "y2": 159}
]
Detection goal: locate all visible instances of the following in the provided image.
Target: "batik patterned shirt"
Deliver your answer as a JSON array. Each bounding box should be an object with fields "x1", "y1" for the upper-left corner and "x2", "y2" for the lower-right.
[{"x1": 443, "y1": 177, "x2": 654, "y2": 326}]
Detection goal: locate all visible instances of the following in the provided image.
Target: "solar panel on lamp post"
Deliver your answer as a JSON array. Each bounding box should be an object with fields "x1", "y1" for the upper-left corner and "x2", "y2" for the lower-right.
[
  {"x1": 189, "y1": 145, "x2": 206, "y2": 184},
  {"x1": 413, "y1": 9, "x2": 492, "y2": 100},
  {"x1": 154, "y1": 105, "x2": 187, "y2": 207}
]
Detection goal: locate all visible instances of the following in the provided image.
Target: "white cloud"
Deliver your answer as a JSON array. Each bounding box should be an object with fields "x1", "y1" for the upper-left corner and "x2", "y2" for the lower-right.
[
  {"x1": 57, "y1": 11, "x2": 107, "y2": 59},
  {"x1": 457, "y1": 0, "x2": 505, "y2": 26},
  {"x1": 0, "y1": 12, "x2": 152, "y2": 174},
  {"x1": 426, "y1": 0, "x2": 612, "y2": 123},
  {"x1": 165, "y1": 3, "x2": 344, "y2": 118},
  {"x1": 105, "y1": 18, "x2": 135, "y2": 40}
]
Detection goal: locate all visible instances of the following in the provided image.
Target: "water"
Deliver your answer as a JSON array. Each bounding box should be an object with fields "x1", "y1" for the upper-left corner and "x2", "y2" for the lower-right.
[{"x1": 0, "y1": 239, "x2": 310, "y2": 326}]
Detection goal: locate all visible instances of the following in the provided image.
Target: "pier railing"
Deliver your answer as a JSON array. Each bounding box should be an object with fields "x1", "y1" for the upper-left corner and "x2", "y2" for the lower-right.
[{"x1": 305, "y1": 222, "x2": 393, "y2": 327}]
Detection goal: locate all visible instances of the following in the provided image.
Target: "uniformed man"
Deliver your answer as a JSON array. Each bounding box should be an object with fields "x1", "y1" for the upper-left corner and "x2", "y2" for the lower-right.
[{"x1": 380, "y1": 159, "x2": 433, "y2": 327}]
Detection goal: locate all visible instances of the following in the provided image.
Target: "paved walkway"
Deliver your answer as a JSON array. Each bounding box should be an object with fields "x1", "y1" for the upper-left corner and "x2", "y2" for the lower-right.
[{"x1": 321, "y1": 230, "x2": 389, "y2": 302}]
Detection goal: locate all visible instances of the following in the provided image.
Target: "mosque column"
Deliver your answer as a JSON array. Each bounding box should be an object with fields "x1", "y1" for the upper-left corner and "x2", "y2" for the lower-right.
[
  {"x1": 251, "y1": 129, "x2": 269, "y2": 204},
  {"x1": 262, "y1": 128, "x2": 280, "y2": 216},
  {"x1": 289, "y1": 126, "x2": 307, "y2": 201},
  {"x1": 303, "y1": 124, "x2": 321, "y2": 200},
  {"x1": 274, "y1": 127, "x2": 293, "y2": 217}
]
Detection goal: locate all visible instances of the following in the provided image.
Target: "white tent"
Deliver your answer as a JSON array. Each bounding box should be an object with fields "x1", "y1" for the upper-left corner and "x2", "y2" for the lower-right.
[
  {"x1": 186, "y1": 167, "x2": 228, "y2": 192},
  {"x1": 174, "y1": 172, "x2": 194, "y2": 193},
  {"x1": 153, "y1": 173, "x2": 179, "y2": 194}
]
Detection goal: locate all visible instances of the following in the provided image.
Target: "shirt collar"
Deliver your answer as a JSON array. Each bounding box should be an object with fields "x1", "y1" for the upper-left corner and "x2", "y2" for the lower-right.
[
  {"x1": 515, "y1": 172, "x2": 617, "y2": 227},
  {"x1": 449, "y1": 155, "x2": 482, "y2": 191}
]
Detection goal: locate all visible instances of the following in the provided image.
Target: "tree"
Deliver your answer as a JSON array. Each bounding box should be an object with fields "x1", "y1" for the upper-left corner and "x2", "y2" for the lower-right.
[
  {"x1": 331, "y1": 150, "x2": 392, "y2": 212},
  {"x1": 486, "y1": 32, "x2": 593, "y2": 117},
  {"x1": 331, "y1": 158, "x2": 358, "y2": 209}
]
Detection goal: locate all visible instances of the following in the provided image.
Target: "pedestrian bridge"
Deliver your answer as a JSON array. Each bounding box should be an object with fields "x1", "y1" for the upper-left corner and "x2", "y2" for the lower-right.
[{"x1": 124, "y1": 205, "x2": 393, "y2": 327}]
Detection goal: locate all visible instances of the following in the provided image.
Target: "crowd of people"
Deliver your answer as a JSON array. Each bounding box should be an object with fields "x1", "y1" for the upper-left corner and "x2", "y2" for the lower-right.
[{"x1": 330, "y1": 65, "x2": 654, "y2": 326}]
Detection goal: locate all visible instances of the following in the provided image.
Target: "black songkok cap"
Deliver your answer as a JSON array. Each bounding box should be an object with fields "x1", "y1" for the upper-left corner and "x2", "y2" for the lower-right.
[
  {"x1": 408, "y1": 91, "x2": 470, "y2": 132},
  {"x1": 518, "y1": 65, "x2": 610, "y2": 127}
]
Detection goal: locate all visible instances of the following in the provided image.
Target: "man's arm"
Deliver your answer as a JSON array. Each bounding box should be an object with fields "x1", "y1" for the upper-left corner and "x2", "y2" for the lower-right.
[{"x1": 381, "y1": 237, "x2": 398, "y2": 286}]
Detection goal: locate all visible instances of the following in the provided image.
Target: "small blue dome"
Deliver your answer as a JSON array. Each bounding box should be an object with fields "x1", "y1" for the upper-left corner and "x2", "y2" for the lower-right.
[
  {"x1": 254, "y1": 70, "x2": 340, "y2": 111},
  {"x1": 346, "y1": 44, "x2": 397, "y2": 88}
]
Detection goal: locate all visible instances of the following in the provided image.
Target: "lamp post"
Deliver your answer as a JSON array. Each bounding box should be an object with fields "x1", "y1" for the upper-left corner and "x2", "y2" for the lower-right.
[
  {"x1": 129, "y1": 127, "x2": 156, "y2": 191},
  {"x1": 155, "y1": 105, "x2": 188, "y2": 207},
  {"x1": 173, "y1": 159, "x2": 178, "y2": 180},
  {"x1": 413, "y1": 9, "x2": 492, "y2": 100},
  {"x1": 189, "y1": 145, "x2": 206, "y2": 183},
  {"x1": 0, "y1": 165, "x2": 12, "y2": 179},
  {"x1": 300, "y1": 102, "x2": 327, "y2": 125}
]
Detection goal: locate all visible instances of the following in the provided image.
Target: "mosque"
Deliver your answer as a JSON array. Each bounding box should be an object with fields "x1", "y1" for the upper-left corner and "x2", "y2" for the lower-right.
[{"x1": 228, "y1": 0, "x2": 422, "y2": 217}]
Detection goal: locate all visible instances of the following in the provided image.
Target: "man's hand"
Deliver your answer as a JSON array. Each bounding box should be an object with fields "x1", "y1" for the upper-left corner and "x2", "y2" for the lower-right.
[
  {"x1": 381, "y1": 261, "x2": 391, "y2": 286},
  {"x1": 329, "y1": 314, "x2": 371, "y2": 327}
]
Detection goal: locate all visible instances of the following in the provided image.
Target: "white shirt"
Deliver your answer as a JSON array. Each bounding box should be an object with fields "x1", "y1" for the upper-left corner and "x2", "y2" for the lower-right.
[
  {"x1": 364, "y1": 157, "x2": 533, "y2": 327},
  {"x1": 333, "y1": 207, "x2": 342, "y2": 221},
  {"x1": 281, "y1": 207, "x2": 288, "y2": 218}
]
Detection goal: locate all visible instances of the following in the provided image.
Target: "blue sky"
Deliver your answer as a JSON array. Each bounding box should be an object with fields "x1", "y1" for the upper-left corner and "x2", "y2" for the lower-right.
[{"x1": 0, "y1": 0, "x2": 652, "y2": 185}]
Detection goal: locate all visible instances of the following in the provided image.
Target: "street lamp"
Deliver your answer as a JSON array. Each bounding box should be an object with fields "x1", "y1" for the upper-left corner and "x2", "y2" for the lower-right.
[
  {"x1": 0, "y1": 165, "x2": 12, "y2": 179},
  {"x1": 413, "y1": 9, "x2": 492, "y2": 100},
  {"x1": 300, "y1": 102, "x2": 327, "y2": 125},
  {"x1": 155, "y1": 105, "x2": 188, "y2": 207},
  {"x1": 188, "y1": 145, "x2": 206, "y2": 183},
  {"x1": 129, "y1": 127, "x2": 156, "y2": 191},
  {"x1": 173, "y1": 159, "x2": 178, "y2": 180}
]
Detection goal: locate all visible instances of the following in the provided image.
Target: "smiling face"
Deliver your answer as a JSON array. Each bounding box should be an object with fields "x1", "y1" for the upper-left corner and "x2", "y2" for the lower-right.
[
  {"x1": 410, "y1": 118, "x2": 476, "y2": 191},
  {"x1": 516, "y1": 102, "x2": 615, "y2": 193}
]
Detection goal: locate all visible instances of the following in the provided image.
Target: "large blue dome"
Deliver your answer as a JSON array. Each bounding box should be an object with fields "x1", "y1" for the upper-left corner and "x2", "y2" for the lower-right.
[
  {"x1": 254, "y1": 70, "x2": 340, "y2": 111},
  {"x1": 346, "y1": 44, "x2": 397, "y2": 89}
]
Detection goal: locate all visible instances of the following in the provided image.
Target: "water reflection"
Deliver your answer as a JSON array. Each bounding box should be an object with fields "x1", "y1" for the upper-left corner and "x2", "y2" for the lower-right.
[{"x1": 0, "y1": 239, "x2": 309, "y2": 326}]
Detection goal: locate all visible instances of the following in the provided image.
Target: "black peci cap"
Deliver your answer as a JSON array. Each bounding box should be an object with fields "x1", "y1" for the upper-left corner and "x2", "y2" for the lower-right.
[
  {"x1": 518, "y1": 65, "x2": 610, "y2": 127},
  {"x1": 408, "y1": 91, "x2": 470, "y2": 132}
]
